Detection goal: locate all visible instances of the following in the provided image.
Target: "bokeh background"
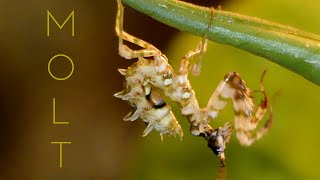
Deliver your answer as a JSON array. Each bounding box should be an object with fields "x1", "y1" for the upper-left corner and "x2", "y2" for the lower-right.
[{"x1": 1, "y1": 0, "x2": 320, "y2": 179}]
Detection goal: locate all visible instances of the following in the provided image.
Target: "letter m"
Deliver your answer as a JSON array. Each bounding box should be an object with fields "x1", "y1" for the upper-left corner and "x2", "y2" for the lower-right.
[{"x1": 47, "y1": 10, "x2": 75, "y2": 36}]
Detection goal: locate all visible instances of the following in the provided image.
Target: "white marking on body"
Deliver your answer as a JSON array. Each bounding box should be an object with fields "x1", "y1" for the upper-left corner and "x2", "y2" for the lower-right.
[
  {"x1": 164, "y1": 78, "x2": 172, "y2": 86},
  {"x1": 157, "y1": 63, "x2": 167, "y2": 73},
  {"x1": 171, "y1": 87, "x2": 183, "y2": 100},
  {"x1": 235, "y1": 115, "x2": 255, "y2": 131},
  {"x1": 233, "y1": 101, "x2": 240, "y2": 112},
  {"x1": 157, "y1": 113, "x2": 171, "y2": 128},
  {"x1": 154, "y1": 107, "x2": 170, "y2": 119},
  {"x1": 198, "y1": 124, "x2": 205, "y2": 132},
  {"x1": 233, "y1": 99, "x2": 254, "y2": 112},
  {"x1": 208, "y1": 110, "x2": 218, "y2": 119},
  {"x1": 182, "y1": 104, "x2": 195, "y2": 115},
  {"x1": 213, "y1": 99, "x2": 227, "y2": 110},
  {"x1": 221, "y1": 84, "x2": 234, "y2": 98},
  {"x1": 217, "y1": 135, "x2": 224, "y2": 148},
  {"x1": 178, "y1": 75, "x2": 187, "y2": 84},
  {"x1": 182, "y1": 92, "x2": 191, "y2": 99},
  {"x1": 245, "y1": 109, "x2": 251, "y2": 117},
  {"x1": 144, "y1": 86, "x2": 151, "y2": 95},
  {"x1": 191, "y1": 129, "x2": 200, "y2": 136},
  {"x1": 138, "y1": 65, "x2": 154, "y2": 76}
]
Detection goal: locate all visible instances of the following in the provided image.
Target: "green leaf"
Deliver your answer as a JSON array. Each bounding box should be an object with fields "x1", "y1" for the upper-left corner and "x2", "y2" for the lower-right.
[{"x1": 121, "y1": 0, "x2": 320, "y2": 86}]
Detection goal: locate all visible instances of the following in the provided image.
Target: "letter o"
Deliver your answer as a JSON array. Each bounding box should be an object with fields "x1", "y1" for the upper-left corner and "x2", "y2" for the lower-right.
[{"x1": 48, "y1": 54, "x2": 74, "y2": 80}]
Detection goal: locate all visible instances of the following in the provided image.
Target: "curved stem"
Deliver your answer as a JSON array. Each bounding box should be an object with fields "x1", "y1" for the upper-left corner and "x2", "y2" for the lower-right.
[{"x1": 121, "y1": 0, "x2": 320, "y2": 86}]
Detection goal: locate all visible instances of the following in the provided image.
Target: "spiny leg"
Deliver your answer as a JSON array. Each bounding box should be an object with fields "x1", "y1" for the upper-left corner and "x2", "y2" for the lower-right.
[
  {"x1": 232, "y1": 71, "x2": 268, "y2": 134},
  {"x1": 236, "y1": 71, "x2": 273, "y2": 146},
  {"x1": 236, "y1": 107, "x2": 273, "y2": 146},
  {"x1": 177, "y1": 33, "x2": 208, "y2": 86},
  {"x1": 251, "y1": 70, "x2": 268, "y2": 126},
  {"x1": 255, "y1": 105, "x2": 273, "y2": 140},
  {"x1": 115, "y1": 0, "x2": 158, "y2": 50},
  {"x1": 186, "y1": 7, "x2": 216, "y2": 76},
  {"x1": 222, "y1": 70, "x2": 272, "y2": 146},
  {"x1": 184, "y1": 38, "x2": 208, "y2": 76},
  {"x1": 204, "y1": 71, "x2": 271, "y2": 166},
  {"x1": 116, "y1": 0, "x2": 161, "y2": 59},
  {"x1": 206, "y1": 80, "x2": 231, "y2": 121},
  {"x1": 206, "y1": 71, "x2": 268, "y2": 124}
]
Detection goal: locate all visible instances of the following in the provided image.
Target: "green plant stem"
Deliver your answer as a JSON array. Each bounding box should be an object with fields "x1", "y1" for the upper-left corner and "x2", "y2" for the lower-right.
[{"x1": 121, "y1": 0, "x2": 320, "y2": 86}]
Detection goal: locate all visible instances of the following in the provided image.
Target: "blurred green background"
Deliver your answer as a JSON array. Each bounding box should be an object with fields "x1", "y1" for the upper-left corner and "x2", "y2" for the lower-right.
[{"x1": 1, "y1": 0, "x2": 320, "y2": 179}]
